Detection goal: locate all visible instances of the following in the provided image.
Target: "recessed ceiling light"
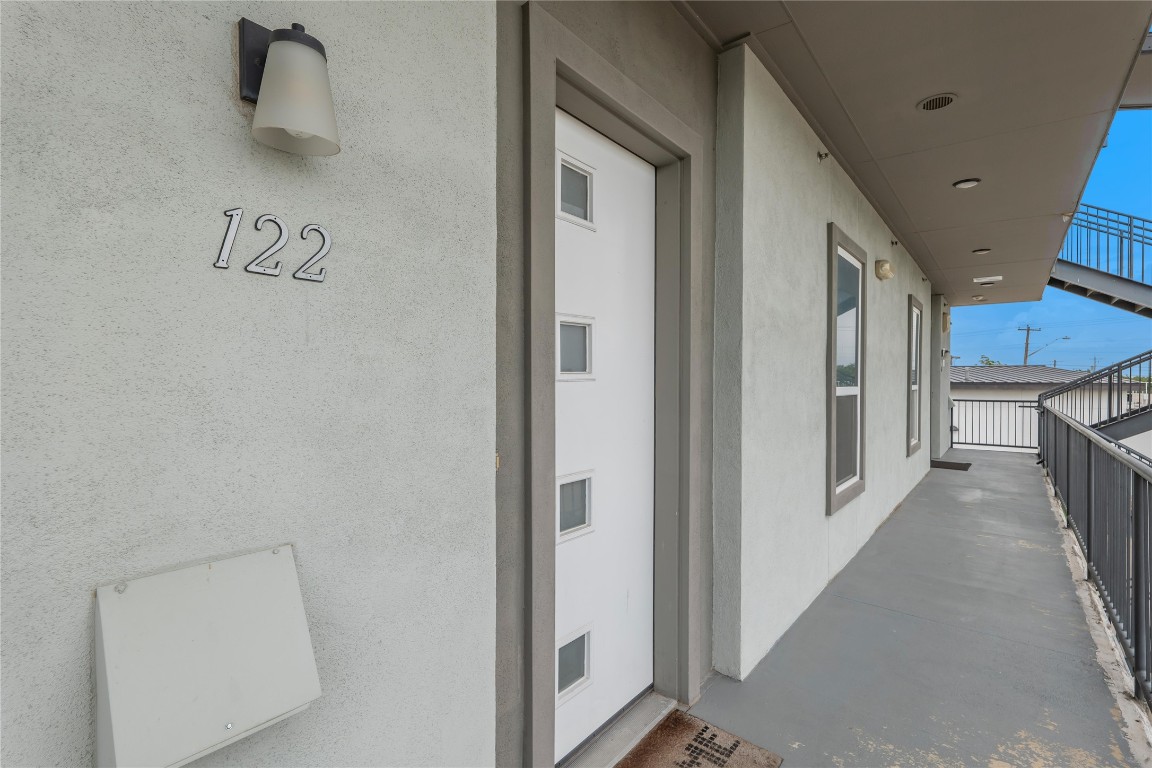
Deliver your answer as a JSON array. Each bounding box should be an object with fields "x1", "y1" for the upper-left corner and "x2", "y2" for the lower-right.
[
  {"x1": 952, "y1": 178, "x2": 981, "y2": 189},
  {"x1": 973, "y1": 276, "x2": 1002, "y2": 283},
  {"x1": 972, "y1": 248, "x2": 992, "y2": 255},
  {"x1": 971, "y1": 295, "x2": 986, "y2": 301}
]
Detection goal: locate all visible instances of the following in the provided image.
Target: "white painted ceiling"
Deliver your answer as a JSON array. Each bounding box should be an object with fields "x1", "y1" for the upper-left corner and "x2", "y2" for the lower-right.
[
  {"x1": 1121, "y1": 33, "x2": 1152, "y2": 108},
  {"x1": 683, "y1": 1, "x2": 1152, "y2": 307}
]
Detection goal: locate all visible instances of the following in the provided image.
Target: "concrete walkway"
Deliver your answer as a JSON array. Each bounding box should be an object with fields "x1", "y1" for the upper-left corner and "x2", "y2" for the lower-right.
[{"x1": 690, "y1": 449, "x2": 1136, "y2": 768}]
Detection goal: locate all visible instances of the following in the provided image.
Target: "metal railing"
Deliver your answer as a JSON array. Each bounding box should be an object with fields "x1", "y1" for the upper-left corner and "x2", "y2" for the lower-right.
[
  {"x1": 951, "y1": 399, "x2": 1038, "y2": 449},
  {"x1": 1059, "y1": 204, "x2": 1151, "y2": 286},
  {"x1": 1038, "y1": 350, "x2": 1152, "y2": 706},
  {"x1": 1038, "y1": 408, "x2": 1152, "y2": 704},
  {"x1": 1040, "y1": 349, "x2": 1152, "y2": 430}
]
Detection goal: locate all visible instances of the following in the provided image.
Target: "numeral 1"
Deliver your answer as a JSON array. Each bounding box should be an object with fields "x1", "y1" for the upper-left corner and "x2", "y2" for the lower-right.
[{"x1": 214, "y1": 208, "x2": 243, "y2": 268}]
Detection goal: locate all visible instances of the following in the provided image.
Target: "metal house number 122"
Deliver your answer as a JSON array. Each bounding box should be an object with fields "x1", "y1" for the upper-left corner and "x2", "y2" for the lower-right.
[{"x1": 214, "y1": 208, "x2": 330, "y2": 282}]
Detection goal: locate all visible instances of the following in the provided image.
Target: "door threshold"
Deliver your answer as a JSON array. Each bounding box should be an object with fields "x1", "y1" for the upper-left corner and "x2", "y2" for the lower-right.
[{"x1": 560, "y1": 689, "x2": 677, "y2": 768}]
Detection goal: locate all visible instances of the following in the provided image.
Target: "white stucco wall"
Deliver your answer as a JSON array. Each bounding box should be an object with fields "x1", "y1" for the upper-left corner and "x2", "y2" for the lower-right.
[
  {"x1": 1, "y1": 3, "x2": 496, "y2": 766},
  {"x1": 930, "y1": 295, "x2": 952, "y2": 457},
  {"x1": 713, "y1": 46, "x2": 932, "y2": 679}
]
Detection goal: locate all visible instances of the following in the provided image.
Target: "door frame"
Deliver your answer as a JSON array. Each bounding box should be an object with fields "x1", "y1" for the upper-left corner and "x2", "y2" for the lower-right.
[{"x1": 505, "y1": 3, "x2": 708, "y2": 764}]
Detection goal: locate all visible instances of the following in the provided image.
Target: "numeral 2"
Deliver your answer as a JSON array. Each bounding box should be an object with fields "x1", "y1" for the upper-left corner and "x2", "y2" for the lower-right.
[
  {"x1": 214, "y1": 209, "x2": 331, "y2": 282},
  {"x1": 295, "y1": 225, "x2": 330, "y2": 283},
  {"x1": 246, "y1": 214, "x2": 288, "y2": 276}
]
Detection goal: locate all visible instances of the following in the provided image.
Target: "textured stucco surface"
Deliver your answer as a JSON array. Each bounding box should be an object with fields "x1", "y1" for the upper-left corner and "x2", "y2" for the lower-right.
[
  {"x1": 930, "y1": 294, "x2": 954, "y2": 458},
  {"x1": 713, "y1": 47, "x2": 933, "y2": 679},
  {"x1": 1, "y1": 3, "x2": 496, "y2": 766}
]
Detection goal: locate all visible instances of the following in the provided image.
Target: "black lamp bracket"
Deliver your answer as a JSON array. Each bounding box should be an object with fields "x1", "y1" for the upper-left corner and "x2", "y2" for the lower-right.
[{"x1": 238, "y1": 18, "x2": 271, "y2": 104}]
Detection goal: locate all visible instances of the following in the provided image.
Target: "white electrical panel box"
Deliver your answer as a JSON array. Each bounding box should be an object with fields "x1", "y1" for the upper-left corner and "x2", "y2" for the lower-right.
[{"x1": 94, "y1": 546, "x2": 321, "y2": 767}]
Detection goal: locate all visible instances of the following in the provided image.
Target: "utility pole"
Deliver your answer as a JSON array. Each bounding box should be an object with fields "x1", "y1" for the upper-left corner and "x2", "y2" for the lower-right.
[
  {"x1": 1052, "y1": 359, "x2": 1057, "y2": 368},
  {"x1": 1092, "y1": 356, "x2": 1098, "y2": 372},
  {"x1": 1018, "y1": 325, "x2": 1041, "y2": 364}
]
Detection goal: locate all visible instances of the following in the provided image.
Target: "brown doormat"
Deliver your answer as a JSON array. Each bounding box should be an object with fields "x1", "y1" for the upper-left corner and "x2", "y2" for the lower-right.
[
  {"x1": 930, "y1": 459, "x2": 971, "y2": 471},
  {"x1": 615, "y1": 710, "x2": 783, "y2": 768}
]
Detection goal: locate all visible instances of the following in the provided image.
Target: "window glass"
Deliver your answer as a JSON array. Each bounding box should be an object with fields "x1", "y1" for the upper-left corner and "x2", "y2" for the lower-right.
[
  {"x1": 835, "y1": 394, "x2": 858, "y2": 485},
  {"x1": 911, "y1": 309, "x2": 921, "y2": 386},
  {"x1": 909, "y1": 305, "x2": 922, "y2": 446},
  {"x1": 836, "y1": 253, "x2": 860, "y2": 387},
  {"x1": 559, "y1": 323, "x2": 588, "y2": 373},
  {"x1": 557, "y1": 633, "x2": 587, "y2": 694},
  {"x1": 834, "y1": 247, "x2": 862, "y2": 488},
  {"x1": 560, "y1": 164, "x2": 590, "y2": 220},
  {"x1": 559, "y1": 478, "x2": 589, "y2": 533}
]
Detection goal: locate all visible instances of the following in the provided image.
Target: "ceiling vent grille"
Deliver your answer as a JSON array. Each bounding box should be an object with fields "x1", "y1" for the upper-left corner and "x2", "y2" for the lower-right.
[{"x1": 917, "y1": 93, "x2": 957, "y2": 111}]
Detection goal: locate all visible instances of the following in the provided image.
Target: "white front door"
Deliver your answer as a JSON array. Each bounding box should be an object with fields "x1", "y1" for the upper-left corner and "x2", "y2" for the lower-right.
[{"x1": 553, "y1": 108, "x2": 655, "y2": 763}]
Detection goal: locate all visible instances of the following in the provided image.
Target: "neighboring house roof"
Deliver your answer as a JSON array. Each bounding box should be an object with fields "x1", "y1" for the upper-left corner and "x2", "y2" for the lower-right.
[{"x1": 951, "y1": 365, "x2": 1088, "y2": 385}]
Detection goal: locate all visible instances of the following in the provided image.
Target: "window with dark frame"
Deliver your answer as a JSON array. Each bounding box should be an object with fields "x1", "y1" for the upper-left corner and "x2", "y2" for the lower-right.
[
  {"x1": 908, "y1": 296, "x2": 923, "y2": 455},
  {"x1": 827, "y1": 224, "x2": 867, "y2": 514}
]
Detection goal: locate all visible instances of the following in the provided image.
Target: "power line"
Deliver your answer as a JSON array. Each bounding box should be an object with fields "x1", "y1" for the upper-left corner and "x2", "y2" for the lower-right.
[
  {"x1": 951, "y1": 317, "x2": 1150, "y2": 337},
  {"x1": 1018, "y1": 325, "x2": 1040, "y2": 364}
]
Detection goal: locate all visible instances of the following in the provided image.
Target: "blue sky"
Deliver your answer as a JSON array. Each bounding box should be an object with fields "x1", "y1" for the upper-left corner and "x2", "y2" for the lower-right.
[{"x1": 950, "y1": 110, "x2": 1152, "y2": 370}]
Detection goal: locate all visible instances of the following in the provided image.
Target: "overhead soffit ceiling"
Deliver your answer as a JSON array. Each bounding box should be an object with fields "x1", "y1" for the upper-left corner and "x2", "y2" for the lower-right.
[
  {"x1": 1121, "y1": 32, "x2": 1152, "y2": 108},
  {"x1": 683, "y1": 1, "x2": 1152, "y2": 308}
]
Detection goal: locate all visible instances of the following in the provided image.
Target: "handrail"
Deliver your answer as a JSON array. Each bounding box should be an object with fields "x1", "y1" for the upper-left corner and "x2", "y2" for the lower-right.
[
  {"x1": 1042, "y1": 405, "x2": 1152, "y2": 476},
  {"x1": 1071, "y1": 207, "x2": 1152, "y2": 244},
  {"x1": 1039, "y1": 349, "x2": 1152, "y2": 435},
  {"x1": 1059, "y1": 204, "x2": 1151, "y2": 285},
  {"x1": 1038, "y1": 356, "x2": 1152, "y2": 706},
  {"x1": 1040, "y1": 348, "x2": 1152, "y2": 401}
]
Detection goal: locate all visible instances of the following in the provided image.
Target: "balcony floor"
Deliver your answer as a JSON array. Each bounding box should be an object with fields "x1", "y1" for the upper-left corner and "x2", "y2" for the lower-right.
[{"x1": 690, "y1": 449, "x2": 1137, "y2": 767}]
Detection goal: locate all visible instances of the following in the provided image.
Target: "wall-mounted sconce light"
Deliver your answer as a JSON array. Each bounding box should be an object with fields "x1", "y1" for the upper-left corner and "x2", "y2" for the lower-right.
[
  {"x1": 874, "y1": 259, "x2": 895, "y2": 280},
  {"x1": 239, "y1": 19, "x2": 340, "y2": 156}
]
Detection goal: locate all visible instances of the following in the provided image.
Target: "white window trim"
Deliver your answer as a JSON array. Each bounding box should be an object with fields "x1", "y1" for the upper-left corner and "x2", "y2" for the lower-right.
[
  {"x1": 908, "y1": 298, "x2": 923, "y2": 455},
  {"x1": 555, "y1": 624, "x2": 593, "y2": 706},
  {"x1": 556, "y1": 150, "x2": 596, "y2": 232},
  {"x1": 834, "y1": 245, "x2": 863, "y2": 492},
  {"x1": 556, "y1": 470, "x2": 595, "y2": 543},
  {"x1": 556, "y1": 313, "x2": 595, "y2": 382},
  {"x1": 827, "y1": 224, "x2": 867, "y2": 515}
]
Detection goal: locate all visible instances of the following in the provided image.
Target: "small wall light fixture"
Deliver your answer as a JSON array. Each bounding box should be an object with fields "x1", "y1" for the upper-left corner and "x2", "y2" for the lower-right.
[
  {"x1": 874, "y1": 259, "x2": 896, "y2": 280},
  {"x1": 952, "y1": 178, "x2": 981, "y2": 189},
  {"x1": 239, "y1": 18, "x2": 340, "y2": 156}
]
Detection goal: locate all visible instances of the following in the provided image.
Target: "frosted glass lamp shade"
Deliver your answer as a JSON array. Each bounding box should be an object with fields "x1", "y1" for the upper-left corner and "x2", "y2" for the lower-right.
[{"x1": 252, "y1": 35, "x2": 340, "y2": 156}]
